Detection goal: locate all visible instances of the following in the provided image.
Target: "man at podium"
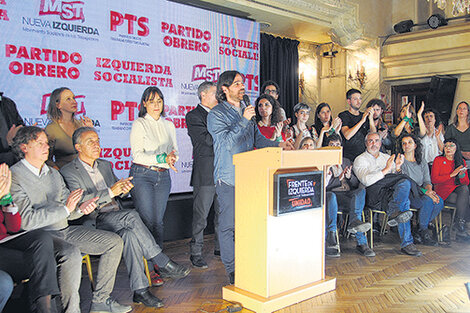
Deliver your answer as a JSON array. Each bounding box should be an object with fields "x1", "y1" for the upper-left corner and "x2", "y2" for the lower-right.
[{"x1": 207, "y1": 71, "x2": 293, "y2": 284}]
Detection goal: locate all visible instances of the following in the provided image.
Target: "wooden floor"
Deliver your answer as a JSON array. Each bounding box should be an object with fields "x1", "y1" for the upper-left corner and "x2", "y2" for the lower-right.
[{"x1": 7, "y1": 231, "x2": 470, "y2": 313}]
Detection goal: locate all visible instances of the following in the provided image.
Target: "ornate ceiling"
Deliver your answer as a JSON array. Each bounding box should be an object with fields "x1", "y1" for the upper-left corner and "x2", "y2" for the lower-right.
[{"x1": 195, "y1": 0, "x2": 366, "y2": 46}]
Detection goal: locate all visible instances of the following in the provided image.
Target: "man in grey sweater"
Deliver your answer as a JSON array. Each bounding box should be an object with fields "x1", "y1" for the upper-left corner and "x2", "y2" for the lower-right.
[{"x1": 10, "y1": 126, "x2": 130, "y2": 313}]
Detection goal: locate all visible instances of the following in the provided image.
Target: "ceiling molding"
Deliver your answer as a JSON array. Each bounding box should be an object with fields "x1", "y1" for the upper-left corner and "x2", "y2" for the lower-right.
[{"x1": 196, "y1": 0, "x2": 367, "y2": 46}]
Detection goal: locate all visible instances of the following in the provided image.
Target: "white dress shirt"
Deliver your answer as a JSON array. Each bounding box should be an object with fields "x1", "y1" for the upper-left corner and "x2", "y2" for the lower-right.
[
  {"x1": 421, "y1": 131, "x2": 444, "y2": 164},
  {"x1": 130, "y1": 113, "x2": 178, "y2": 168},
  {"x1": 353, "y1": 151, "x2": 396, "y2": 187}
]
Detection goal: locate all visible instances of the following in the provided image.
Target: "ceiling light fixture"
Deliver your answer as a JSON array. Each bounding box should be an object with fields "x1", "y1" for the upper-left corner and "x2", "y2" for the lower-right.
[{"x1": 426, "y1": 0, "x2": 470, "y2": 16}]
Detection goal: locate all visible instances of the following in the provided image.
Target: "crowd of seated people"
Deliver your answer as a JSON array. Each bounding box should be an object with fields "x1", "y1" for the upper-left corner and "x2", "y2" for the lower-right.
[{"x1": 1, "y1": 82, "x2": 470, "y2": 312}]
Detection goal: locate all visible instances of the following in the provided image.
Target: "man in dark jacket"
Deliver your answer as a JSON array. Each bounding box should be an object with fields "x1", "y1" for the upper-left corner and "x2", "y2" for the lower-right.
[{"x1": 186, "y1": 81, "x2": 220, "y2": 269}]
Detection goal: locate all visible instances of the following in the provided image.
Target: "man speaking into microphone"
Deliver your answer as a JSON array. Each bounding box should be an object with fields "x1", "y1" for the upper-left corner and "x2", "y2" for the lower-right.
[{"x1": 207, "y1": 70, "x2": 293, "y2": 284}]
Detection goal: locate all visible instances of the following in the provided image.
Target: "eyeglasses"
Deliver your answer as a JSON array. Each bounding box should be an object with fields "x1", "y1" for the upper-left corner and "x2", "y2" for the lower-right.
[
  {"x1": 444, "y1": 144, "x2": 456, "y2": 148},
  {"x1": 230, "y1": 81, "x2": 244, "y2": 87},
  {"x1": 265, "y1": 89, "x2": 278, "y2": 95}
]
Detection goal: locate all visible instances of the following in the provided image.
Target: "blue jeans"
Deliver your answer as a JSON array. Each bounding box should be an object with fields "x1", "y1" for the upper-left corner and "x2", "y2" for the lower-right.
[
  {"x1": 0, "y1": 270, "x2": 13, "y2": 311},
  {"x1": 335, "y1": 188, "x2": 368, "y2": 246},
  {"x1": 389, "y1": 179, "x2": 413, "y2": 248},
  {"x1": 130, "y1": 164, "x2": 171, "y2": 248},
  {"x1": 410, "y1": 193, "x2": 444, "y2": 230},
  {"x1": 215, "y1": 181, "x2": 235, "y2": 274},
  {"x1": 326, "y1": 192, "x2": 338, "y2": 233}
]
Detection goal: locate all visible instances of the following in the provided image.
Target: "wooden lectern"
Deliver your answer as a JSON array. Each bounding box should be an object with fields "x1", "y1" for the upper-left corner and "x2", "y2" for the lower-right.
[{"x1": 222, "y1": 147, "x2": 342, "y2": 313}]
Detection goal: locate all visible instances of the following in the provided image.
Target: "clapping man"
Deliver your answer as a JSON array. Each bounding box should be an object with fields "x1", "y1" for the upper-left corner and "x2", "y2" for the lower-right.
[{"x1": 60, "y1": 127, "x2": 190, "y2": 308}]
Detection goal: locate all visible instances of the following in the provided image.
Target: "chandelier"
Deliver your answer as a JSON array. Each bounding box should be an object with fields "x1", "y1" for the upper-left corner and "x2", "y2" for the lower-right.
[{"x1": 427, "y1": 0, "x2": 470, "y2": 16}]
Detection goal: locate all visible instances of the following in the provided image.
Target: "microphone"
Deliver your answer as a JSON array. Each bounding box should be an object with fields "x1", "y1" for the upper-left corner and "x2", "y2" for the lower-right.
[{"x1": 242, "y1": 94, "x2": 256, "y2": 123}]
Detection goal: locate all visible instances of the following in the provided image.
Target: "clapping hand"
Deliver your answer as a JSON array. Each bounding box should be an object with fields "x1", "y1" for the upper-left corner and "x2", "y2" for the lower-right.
[
  {"x1": 166, "y1": 150, "x2": 178, "y2": 172},
  {"x1": 79, "y1": 197, "x2": 99, "y2": 215},
  {"x1": 395, "y1": 153, "x2": 405, "y2": 168},
  {"x1": 110, "y1": 177, "x2": 134, "y2": 197},
  {"x1": 0, "y1": 164, "x2": 11, "y2": 199},
  {"x1": 450, "y1": 165, "x2": 465, "y2": 177},
  {"x1": 418, "y1": 101, "x2": 425, "y2": 116},
  {"x1": 6, "y1": 125, "x2": 23, "y2": 146},
  {"x1": 79, "y1": 116, "x2": 93, "y2": 127},
  {"x1": 65, "y1": 189, "x2": 84, "y2": 213}
]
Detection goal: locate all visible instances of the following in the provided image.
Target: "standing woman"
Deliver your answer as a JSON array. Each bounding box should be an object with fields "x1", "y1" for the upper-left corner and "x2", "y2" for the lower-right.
[
  {"x1": 129, "y1": 87, "x2": 178, "y2": 248},
  {"x1": 45, "y1": 87, "x2": 93, "y2": 169},
  {"x1": 255, "y1": 94, "x2": 285, "y2": 142},
  {"x1": 445, "y1": 101, "x2": 470, "y2": 166},
  {"x1": 431, "y1": 138, "x2": 470, "y2": 241},
  {"x1": 313, "y1": 102, "x2": 342, "y2": 148}
]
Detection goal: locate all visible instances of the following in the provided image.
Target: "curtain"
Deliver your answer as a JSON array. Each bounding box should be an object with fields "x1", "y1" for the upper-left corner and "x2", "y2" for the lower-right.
[{"x1": 260, "y1": 33, "x2": 299, "y2": 121}]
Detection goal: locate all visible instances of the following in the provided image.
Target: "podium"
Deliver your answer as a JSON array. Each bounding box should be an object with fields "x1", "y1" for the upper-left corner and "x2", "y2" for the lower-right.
[{"x1": 222, "y1": 147, "x2": 342, "y2": 313}]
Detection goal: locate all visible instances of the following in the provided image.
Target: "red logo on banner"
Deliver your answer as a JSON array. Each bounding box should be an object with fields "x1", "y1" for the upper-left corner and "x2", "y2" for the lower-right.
[
  {"x1": 109, "y1": 10, "x2": 149, "y2": 37},
  {"x1": 40, "y1": 93, "x2": 86, "y2": 115},
  {"x1": 191, "y1": 65, "x2": 220, "y2": 82},
  {"x1": 0, "y1": 0, "x2": 9, "y2": 21},
  {"x1": 161, "y1": 21, "x2": 211, "y2": 53},
  {"x1": 39, "y1": 0, "x2": 85, "y2": 22},
  {"x1": 0, "y1": 9, "x2": 8, "y2": 21},
  {"x1": 240, "y1": 73, "x2": 259, "y2": 92}
]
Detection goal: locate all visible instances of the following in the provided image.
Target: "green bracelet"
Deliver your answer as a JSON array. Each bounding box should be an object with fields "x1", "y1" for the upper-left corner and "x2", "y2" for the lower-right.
[
  {"x1": 156, "y1": 153, "x2": 168, "y2": 164},
  {"x1": 0, "y1": 193, "x2": 13, "y2": 206},
  {"x1": 403, "y1": 116, "x2": 414, "y2": 128}
]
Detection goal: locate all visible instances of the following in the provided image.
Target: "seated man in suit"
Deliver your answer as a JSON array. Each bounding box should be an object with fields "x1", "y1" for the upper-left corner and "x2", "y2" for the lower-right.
[
  {"x1": 60, "y1": 126, "x2": 190, "y2": 309},
  {"x1": 10, "y1": 126, "x2": 129, "y2": 313},
  {"x1": 353, "y1": 132, "x2": 421, "y2": 257}
]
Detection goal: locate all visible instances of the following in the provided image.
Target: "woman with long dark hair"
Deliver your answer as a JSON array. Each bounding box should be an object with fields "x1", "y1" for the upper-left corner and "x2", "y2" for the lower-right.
[
  {"x1": 45, "y1": 87, "x2": 93, "y2": 168},
  {"x1": 313, "y1": 102, "x2": 341, "y2": 147},
  {"x1": 129, "y1": 87, "x2": 178, "y2": 248},
  {"x1": 254, "y1": 94, "x2": 285, "y2": 141},
  {"x1": 431, "y1": 138, "x2": 470, "y2": 241},
  {"x1": 399, "y1": 133, "x2": 443, "y2": 245}
]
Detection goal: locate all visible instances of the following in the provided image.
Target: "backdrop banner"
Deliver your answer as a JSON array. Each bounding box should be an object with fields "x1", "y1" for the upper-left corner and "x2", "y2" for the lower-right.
[{"x1": 0, "y1": 0, "x2": 260, "y2": 193}]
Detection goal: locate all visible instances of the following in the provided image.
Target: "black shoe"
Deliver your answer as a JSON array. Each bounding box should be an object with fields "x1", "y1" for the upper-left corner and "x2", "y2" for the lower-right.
[
  {"x1": 229, "y1": 272, "x2": 235, "y2": 284},
  {"x1": 419, "y1": 229, "x2": 438, "y2": 246},
  {"x1": 413, "y1": 230, "x2": 423, "y2": 245},
  {"x1": 356, "y1": 244, "x2": 376, "y2": 257},
  {"x1": 159, "y1": 260, "x2": 191, "y2": 279},
  {"x1": 347, "y1": 218, "x2": 371, "y2": 234},
  {"x1": 387, "y1": 210, "x2": 413, "y2": 227},
  {"x1": 456, "y1": 218, "x2": 470, "y2": 242},
  {"x1": 401, "y1": 243, "x2": 422, "y2": 257},
  {"x1": 133, "y1": 289, "x2": 164, "y2": 308},
  {"x1": 214, "y1": 250, "x2": 221, "y2": 256},
  {"x1": 190, "y1": 255, "x2": 208, "y2": 269},
  {"x1": 325, "y1": 231, "x2": 340, "y2": 257}
]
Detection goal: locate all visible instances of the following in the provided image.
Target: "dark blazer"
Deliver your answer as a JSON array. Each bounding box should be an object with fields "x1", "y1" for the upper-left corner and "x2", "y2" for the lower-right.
[
  {"x1": 186, "y1": 104, "x2": 215, "y2": 187},
  {"x1": 60, "y1": 157, "x2": 125, "y2": 211},
  {"x1": 0, "y1": 96, "x2": 24, "y2": 165}
]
